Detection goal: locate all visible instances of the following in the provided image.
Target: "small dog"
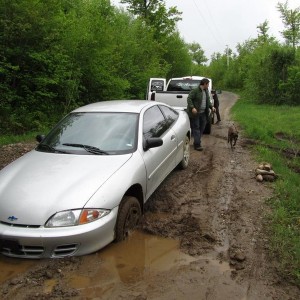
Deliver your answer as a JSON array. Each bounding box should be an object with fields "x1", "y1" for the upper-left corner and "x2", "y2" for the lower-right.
[{"x1": 228, "y1": 124, "x2": 238, "y2": 149}]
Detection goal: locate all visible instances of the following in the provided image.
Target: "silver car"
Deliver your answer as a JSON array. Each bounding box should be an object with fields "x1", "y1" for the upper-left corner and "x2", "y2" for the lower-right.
[{"x1": 0, "y1": 100, "x2": 191, "y2": 258}]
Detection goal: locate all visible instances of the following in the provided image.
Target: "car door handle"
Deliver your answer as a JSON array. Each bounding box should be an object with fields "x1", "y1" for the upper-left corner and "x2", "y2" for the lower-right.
[
  {"x1": 176, "y1": 95, "x2": 183, "y2": 98},
  {"x1": 171, "y1": 135, "x2": 176, "y2": 140}
]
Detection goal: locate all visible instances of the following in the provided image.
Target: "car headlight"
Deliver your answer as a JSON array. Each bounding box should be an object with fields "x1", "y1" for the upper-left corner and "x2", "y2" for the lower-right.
[{"x1": 45, "y1": 209, "x2": 110, "y2": 227}]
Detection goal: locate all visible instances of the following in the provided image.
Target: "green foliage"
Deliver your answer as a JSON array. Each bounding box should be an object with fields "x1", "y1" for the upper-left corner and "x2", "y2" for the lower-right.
[
  {"x1": 208, "y1": 0, "x2": 300, "y2": 103},
  {"x1": 232, "y1": 96, "x2": 300, "y2": 284},
  {"x1": 188, "y1": 42, "x2": 208, "y2": 65},
  {"x1": 1, "y1": 0, "x2": 299, "y2": 138},
  {"x1": 279, "y1": 63, "x2": 300, "y2": 105},
  {"x1": 120, "y1": 0, "x2": 182, "y2": 38},
  {"x1": 243, "y1": 43, "x2": 296, "y2": 104},
  {"x1": 163, "y1": 34, "x2": 192, "y2": 78},
  {"x1": 0, "y1": 132, "x2": 37, "y2": 146},
  {"x1": 0, "y1": 0, "x2": 190, "y2": 135},
  {"x1": 208, "y1": 51, "x2": 229, "y2": 89},
  {"x1": 277, "y1": 1, "x2": 300, "y2": 48}
]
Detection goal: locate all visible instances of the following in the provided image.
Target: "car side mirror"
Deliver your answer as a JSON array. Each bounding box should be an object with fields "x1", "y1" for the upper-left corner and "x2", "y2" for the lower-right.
[{"x1": 143, "y1": 137, "x2": 163, "y2": 151}]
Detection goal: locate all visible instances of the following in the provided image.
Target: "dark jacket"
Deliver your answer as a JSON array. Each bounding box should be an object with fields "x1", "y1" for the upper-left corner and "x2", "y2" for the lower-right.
[{"x1": 187, "y1": 87, "x2": 212, "y2": 118}]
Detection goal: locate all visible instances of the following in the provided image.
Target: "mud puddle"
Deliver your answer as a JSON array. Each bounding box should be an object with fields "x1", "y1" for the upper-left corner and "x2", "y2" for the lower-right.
[
  {"x1": 0, "y1": 257, "x2": 37, "y2": 284},
  {"x1": 44, "y1": 231, "x2": 199, "y2": 295}
]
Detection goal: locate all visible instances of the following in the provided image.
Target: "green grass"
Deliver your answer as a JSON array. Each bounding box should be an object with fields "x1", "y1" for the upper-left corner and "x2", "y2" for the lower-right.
[
  {"x1": 0, "y1": 132, "x2": 40, "y2": 146},
  {"x1": 232, "y1": 97, "x2": 300, "y2": 285}
]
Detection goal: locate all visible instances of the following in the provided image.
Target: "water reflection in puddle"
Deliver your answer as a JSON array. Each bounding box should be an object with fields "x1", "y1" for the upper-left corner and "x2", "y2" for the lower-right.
[
  {"x1": 43, "y1": 231, "x2": 232, "y2": 297},
  {"x1": 66, "y1": 231, "x2": 196, "y2": 293},
  {"x1": 0, "y1": 256, "x2": 36, "y2": 284}
]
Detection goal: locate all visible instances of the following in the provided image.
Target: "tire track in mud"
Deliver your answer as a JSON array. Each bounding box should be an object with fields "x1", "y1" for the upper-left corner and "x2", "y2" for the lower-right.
[{"x1": 142, "y1": 149, "x2": 221, "y2": 257}]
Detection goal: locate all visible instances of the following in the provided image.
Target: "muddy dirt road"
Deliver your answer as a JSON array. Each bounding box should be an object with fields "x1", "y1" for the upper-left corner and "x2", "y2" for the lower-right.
[{"x1": 0, "y1": 92, "x2": 299, "y2": 299}]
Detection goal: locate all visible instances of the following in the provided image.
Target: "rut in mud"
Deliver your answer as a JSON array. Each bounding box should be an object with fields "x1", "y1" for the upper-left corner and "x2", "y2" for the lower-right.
[{"x1": 0, "y1": 92, "x2": 299, "y2": 300}]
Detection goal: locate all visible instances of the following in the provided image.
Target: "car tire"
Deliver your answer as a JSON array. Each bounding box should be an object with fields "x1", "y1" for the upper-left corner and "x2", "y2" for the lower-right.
[
  {"x1": 115, "y1": 196, "x2": 141, "y2": 242},
  {"x1": 179, "y1": 135, "x2": 190, "y2": 169}
]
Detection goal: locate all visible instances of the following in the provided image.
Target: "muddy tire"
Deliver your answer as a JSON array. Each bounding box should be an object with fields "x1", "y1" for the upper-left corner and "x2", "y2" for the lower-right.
[
  {"x1": 178, "y1": 135, "x2": 190, "y2": 169},
  {"x1": 115, "y1": 196, "x2": 141, "y2": 242}
]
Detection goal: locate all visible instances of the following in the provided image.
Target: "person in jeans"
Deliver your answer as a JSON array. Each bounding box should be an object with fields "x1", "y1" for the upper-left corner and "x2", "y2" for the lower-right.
[
  {"x1": 211, "y1": 89, "x2": 221, "y2": 123},
  {"x1": 187, "y1": 78, "x2": 213, "y2": 151}
]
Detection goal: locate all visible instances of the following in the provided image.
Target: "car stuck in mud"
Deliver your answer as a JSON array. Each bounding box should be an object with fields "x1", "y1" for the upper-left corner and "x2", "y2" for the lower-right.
[{"x1": 0, "y1": 100, "x2": 191, "y2": 258}]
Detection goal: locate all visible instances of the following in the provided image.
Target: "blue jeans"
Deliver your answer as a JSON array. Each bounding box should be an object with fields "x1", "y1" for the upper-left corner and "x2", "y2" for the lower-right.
[{"x1": 191, "y1": 112, "x2": 207, "y2": 147}]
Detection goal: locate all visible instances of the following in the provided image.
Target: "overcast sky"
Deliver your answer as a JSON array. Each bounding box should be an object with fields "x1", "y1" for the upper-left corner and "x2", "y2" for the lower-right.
[{"x1": 112, "y1": 0, "x2": 299, "y2": 60}]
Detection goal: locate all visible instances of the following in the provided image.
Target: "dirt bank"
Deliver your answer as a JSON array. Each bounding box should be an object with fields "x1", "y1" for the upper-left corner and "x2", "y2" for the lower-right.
[{"x1": 0, "y1": 92, "x2": 299, "y2": 299}]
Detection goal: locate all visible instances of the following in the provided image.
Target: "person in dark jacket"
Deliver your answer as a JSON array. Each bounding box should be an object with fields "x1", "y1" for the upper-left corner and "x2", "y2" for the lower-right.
[
  {"x1": 187, "y1": 78, "x2": 213, "y2": 151},
  {"x1": 211, "y1": 89, "x2": 221, "y2": 123}
]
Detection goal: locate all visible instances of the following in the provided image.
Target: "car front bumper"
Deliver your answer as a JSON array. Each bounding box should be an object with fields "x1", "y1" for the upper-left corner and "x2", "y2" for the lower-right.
[{"x1": 0, "y1": 206, "x2": 118, "y2": 258}]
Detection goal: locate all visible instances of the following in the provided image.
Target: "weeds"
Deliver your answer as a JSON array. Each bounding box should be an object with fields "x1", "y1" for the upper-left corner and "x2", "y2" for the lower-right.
[{"x1": 232, "y1": 97, "x2": 300, "y2": 285}]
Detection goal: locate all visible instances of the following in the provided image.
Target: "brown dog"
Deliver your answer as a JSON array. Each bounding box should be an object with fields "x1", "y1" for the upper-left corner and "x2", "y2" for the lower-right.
[{"x1": 228, "y1": 125, "x2": 238, "y2": 149}]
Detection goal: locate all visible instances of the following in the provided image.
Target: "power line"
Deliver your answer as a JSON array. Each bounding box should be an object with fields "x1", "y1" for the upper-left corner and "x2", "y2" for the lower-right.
[{"x1": 191, "y1": 0, "x2": 225, "y2": 52}]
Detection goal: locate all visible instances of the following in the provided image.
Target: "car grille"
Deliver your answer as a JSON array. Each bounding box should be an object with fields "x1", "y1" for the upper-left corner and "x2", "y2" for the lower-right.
[
  {"x1": 0, "y1": 221, "x2": 41, "y2": 228},
  {"x1": 0, "y1": 239, "x2": 44, "y2": 257},
  {"x1": 0, "y1": 221, "x2": 79, "y2": 257},
  {"x1": 52, "y1": 244, "x2": 78, "y2": 257},
  {"x1": 0, "y1": 239, "x2": 79, "y2": 258}
]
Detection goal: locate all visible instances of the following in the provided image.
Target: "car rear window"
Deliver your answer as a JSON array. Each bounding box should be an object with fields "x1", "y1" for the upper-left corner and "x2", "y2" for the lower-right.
[{"x1": 167, "y1": 79, "x2": 200, "y2": 92}]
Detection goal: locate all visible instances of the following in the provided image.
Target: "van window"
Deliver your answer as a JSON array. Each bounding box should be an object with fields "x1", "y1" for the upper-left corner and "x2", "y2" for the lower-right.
[{"x1": 167, "y1": 79, "x2": 200, "y2": 92}]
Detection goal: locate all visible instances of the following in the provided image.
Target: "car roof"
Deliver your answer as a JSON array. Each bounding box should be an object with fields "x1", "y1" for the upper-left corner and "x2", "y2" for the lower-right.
[{"x1": 72, "y1": 100, "x2": 160, "y2": 114}]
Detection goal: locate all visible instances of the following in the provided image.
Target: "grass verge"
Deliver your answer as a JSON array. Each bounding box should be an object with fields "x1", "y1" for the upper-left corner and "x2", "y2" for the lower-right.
[
  {"x1": 0, "y1": 132, "x2": 41, "y2": 146},
  {"x1": 232, "y1": 96, "x2": 300, "y2": 285}
]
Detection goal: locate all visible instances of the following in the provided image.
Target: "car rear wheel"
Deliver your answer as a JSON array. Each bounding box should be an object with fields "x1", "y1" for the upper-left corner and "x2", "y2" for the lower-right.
[
  {"x1": 179, "y1": 135, "x2": 190, "y2": 169},
  {"x1": 115, "y1": 196, "x2": 141, "y2": 242}
]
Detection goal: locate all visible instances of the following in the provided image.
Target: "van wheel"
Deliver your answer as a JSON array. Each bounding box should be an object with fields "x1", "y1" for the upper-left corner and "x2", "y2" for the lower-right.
[
  {"x1": 115, "y1": 196, "x2": 141, "y2": 242},
  {"x1": 179, "y1": 136, "x2": 190, "y2": 169}
]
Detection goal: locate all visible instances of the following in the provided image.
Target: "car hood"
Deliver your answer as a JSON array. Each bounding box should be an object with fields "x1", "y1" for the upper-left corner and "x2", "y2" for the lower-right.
[{"x1": 0, "y1": 150, "x2": 132, "y2": 225}]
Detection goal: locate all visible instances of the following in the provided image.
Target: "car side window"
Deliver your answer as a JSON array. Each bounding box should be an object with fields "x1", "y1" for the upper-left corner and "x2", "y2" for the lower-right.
[
  {"x1": 143, "y1": 106, "x2": 168, "y2": 139},
  {"x1": 159, "y1": 105, "x2": 178, "y2": 127}
]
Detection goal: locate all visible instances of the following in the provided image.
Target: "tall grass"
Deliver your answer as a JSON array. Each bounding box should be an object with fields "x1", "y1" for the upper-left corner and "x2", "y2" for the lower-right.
[{"x1": 232, "y1": 97, "x2": 300, "y2": 284}]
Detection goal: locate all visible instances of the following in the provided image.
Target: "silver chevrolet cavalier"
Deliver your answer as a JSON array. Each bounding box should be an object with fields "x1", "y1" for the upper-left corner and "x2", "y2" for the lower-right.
[{"x1": 0, "y1": 100, "x2": 191, "y2": 258}]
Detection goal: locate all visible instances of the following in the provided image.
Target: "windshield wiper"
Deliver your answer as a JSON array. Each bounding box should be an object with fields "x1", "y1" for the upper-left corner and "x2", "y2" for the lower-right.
[
  {"x1": 62, "y1": 143, "x2": 109, "y2": 155},
  {"x1": 37, "y1": 144, "x2": 69, "y2": 154}
]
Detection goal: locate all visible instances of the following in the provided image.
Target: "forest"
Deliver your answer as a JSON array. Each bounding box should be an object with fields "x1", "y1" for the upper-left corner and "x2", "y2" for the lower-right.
[{"x1": 0, "y1": 0, "x2": 299, "y2": 134}]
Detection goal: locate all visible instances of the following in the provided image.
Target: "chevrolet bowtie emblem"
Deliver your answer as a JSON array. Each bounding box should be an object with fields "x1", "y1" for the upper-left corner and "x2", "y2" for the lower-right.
[{"x1": 8, "y1": 216, "x2": 18, "y2": 221}]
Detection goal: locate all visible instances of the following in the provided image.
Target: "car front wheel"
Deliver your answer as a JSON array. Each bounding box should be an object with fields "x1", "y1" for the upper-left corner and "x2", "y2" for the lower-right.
[{"x1": 115, "y1": 196, "x2": 141, "y2": 242}]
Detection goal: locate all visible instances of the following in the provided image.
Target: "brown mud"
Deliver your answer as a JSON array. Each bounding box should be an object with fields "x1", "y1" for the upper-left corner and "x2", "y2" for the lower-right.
[{"x1": 0, "y1": 92, "x2": 299, "y2": 299}]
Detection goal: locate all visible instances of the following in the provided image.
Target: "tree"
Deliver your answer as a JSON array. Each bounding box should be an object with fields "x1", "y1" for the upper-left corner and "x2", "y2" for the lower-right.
[
  {"x1": 257, "y1": 20, "x2": 272, "y2": 44},
  {"x1": 277, "y1": 1, "x2": 300, "y2": 48},
  {"x1": 120, "y1": 0, "x2": 182, "y2": 38},
  {"x1": 163, "y1": 33, "x2": 192, "y2": 78},
  {"x1": 188, "y1": 42, "x2": 208, "y2": 65}
]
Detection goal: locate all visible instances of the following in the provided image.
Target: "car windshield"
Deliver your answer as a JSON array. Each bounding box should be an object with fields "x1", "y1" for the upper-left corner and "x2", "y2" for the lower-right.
[{"x1": 36, "y1": 112, "x2": 139, "y2": 155}]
